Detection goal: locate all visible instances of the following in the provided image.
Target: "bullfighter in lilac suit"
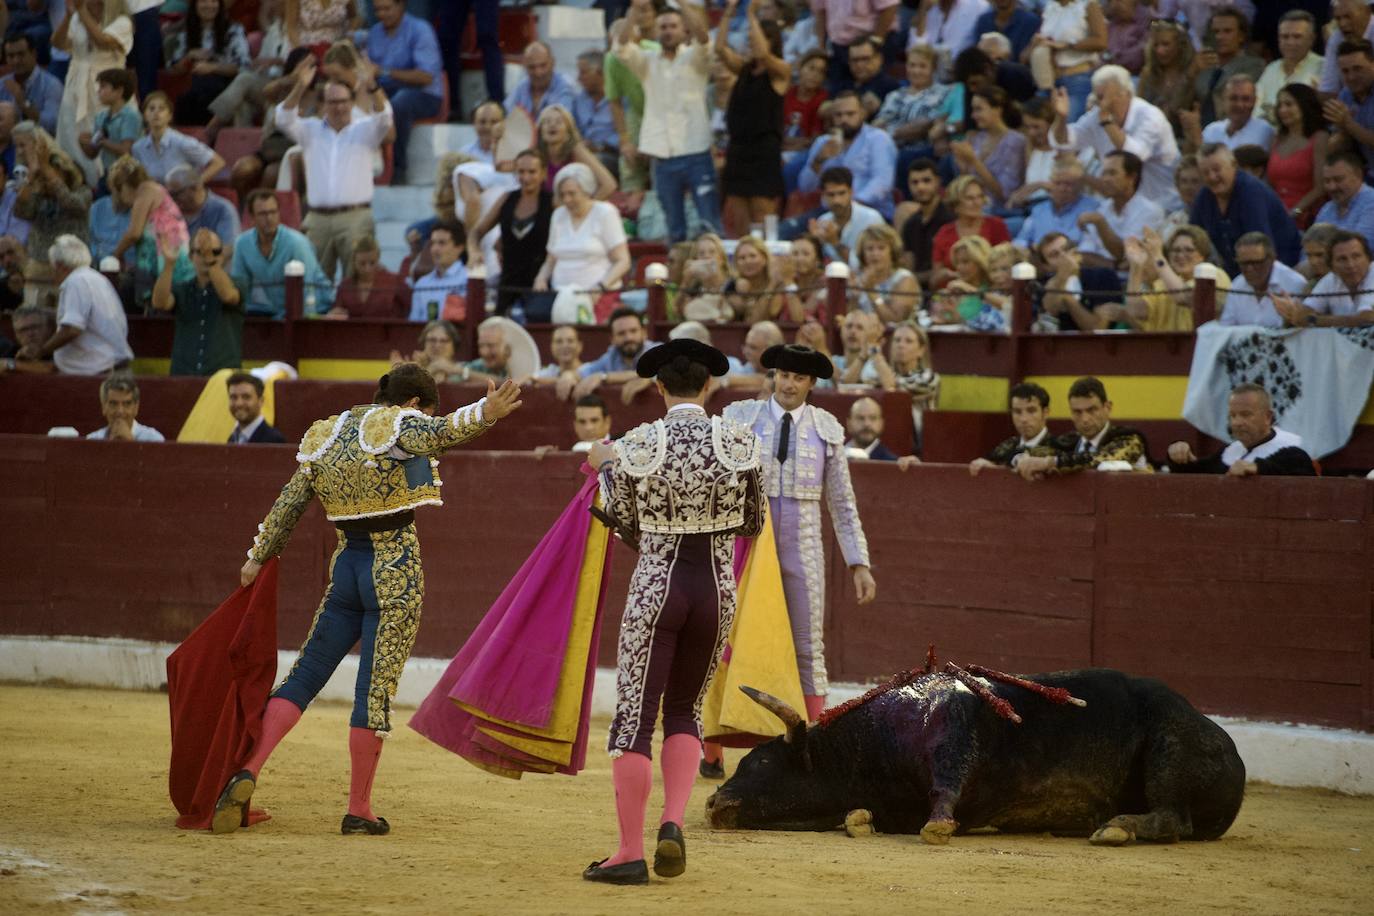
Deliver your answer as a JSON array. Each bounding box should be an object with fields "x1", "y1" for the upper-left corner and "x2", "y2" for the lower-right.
[{"x1": 723, "y1": 345, "x2": 876, "y2": 724}]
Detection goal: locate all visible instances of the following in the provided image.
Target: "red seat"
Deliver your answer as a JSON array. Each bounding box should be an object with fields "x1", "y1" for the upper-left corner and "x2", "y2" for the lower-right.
[
  {"x1": 415, "y1": 77, "x2": 450, "y2": 126},
  {"x1": 784, "y1": 190, "x2": 821, "y2": 218},
  {"x1": 211, "y1": 127, "x2": 261, "y2": 184},
  {"x1": 210, "y1": 186, "x2": 239, "y2": 212},
  {"x1": 180, "y1": 125, "x2": 208, "y2": 144},
  {"x1": 157, "y1": 69, "x2": 192, "y2": 106}
]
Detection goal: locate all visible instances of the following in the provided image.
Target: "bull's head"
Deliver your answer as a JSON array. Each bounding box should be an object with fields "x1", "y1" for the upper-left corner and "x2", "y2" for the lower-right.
[{"x1": 704, "y1": 687, "x2": 846, "y2": 832}]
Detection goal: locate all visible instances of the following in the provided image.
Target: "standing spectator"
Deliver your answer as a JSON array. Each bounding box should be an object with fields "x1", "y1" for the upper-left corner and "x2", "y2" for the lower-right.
[
  {"x1": 969, "y1": 381, "x2": 1052, "y2": 473},
  {"x1": 1191, "y1": 143, "x2": 1301, "y2": 276},
  {"x1": 367, "y1": 0, "x2": 443, "y2": 183},
  {"x1": 436, "y1": 0, "x2": 504, "y2": 118},
  {"x1": 1014, "y1": 156, "x2": 1098, "y2": 250},
  {"x1": 231, "y1": 188, "x2": 334, "y2": 318},
  {"x1": 572, "y1": 306, "x2": 660, "y2": 398},
  {"x1": 506, "y1": 41, "x2": 578, "y2": 121},
  {"x1": 286, "y1": 0, "x2": 357, "y2": 51},
  {"x1": 1028, "y1": 0, "x2": 1108, "y2": 122},
  {"x1": 1123, "y1": 225, "x2": 1229, "y2": 331},
  {"x1": 0, "y1": 34, "x2": 63, "y2": 135},
  {"x1": 717, "y1": 0, "x2": 790, "y2": 234},
  {"x1": 1325, "y1": 39, "x2": 1374, "y2": 184},
  {"x1": 813, "y1": 0, "x2": 901, "y2": 90},
  {"x1": 796, "y1": 90, "x2": 897, "y2": 219},
  {"x1": 108, "y1": 155, "x2": 192, "y2": 308},
  {"x1": 1167, "y1": 385, "x2": 1314, "y2": 477},
  {"x1": 975, "y1": 0, "x2": 1041, "y2": 62},
  {"x1": 1256, "y1": 11, "x2": 1322, "y2": 125},
  {"x1": 461, "y1": 100, "x2": 505, "y2": 165},
  {"x1": 152, "y1": 227, "x2": 245, "y2": 376},
  {"x1": 12, "y1": 121, "x2": 92, "y2": 286},
  {"x1": 1267, "y1": 85, "x2": 1327, "y2": 228},
  {"x1": 895, "y1": 158, "x2": 954, "y2": 286},
  {"x1": 1077, "y1": 150, "x2": 1162, "y2": 267},
  {"x1": 572, "y1": 50, "x2": 620, "y2": 178},
  {"x1": 1102, "y1": 0, "x2": 1150, "y2": 75},
  {"x1": 328, "y1": 235, "x2": 407, "y2": 319},
  {"x1": 853, "y1": 222, "x2": 920, "y2": 322},
  {"x1": 277, "y1": 58, "x2": 393, "y2": 281},
  {"x1": 950, "y1": 86, "x2": 1025, "y2": 208},
  {"x1": 533, "y1": 164, "x2": 630, "y2": 305},
  {"x1": 470, "y1": 149, "x2": 553, "y2": 318},
  {"x1": 1223, "y1": 232, "x2": 1308, "y2": 328},
  {"x1": 1136, "y1": 18, "x2": 1196, "y2": 136},
  {"x1": 53, "y1": 0, "x2": 134, "y2": 188},
  {"x1": 1195, "y1": 75, "x2": 1274, "y2": 151},
  {"x1": 131, "y1": 92, "x2": 225, "y2": 185},
  {"x1": 408, "y1": 219, "x2": 468, "y2": 323},
  {"x1": 19, "y1": 234, "x2": 132, "y2": 374},
  {"x1": 127, "y1": 0, "x2": 163, "y2": 103},
  {"x1": 1273, "y1": 230, "x2": 1374, "y2": 327},
  {"x1": 168, "y1": 0, "x2": 252, "y2": 126},
  {"x1": 1319, "y1": 0, "x2": 1374, "y2": 97},
  {"x1": 872, "y1": 45, "x2": 962, "y2": 180},
  {"x1": 929, "y1": 175, "x2": 1010, "y2": 283},
  {"x1": 225, "y1": 371, "x2": 285, "y2": 444},
  {"x1": 166, "y1": 166, "x2": 239, "y2": 260},
  {"x1": 605, "y1": 0, "x2": 659, "y2": 216},
  {"x1": 909, "y1": 0, "x2": 992, "y2": 71},
  {"x1": 844, "y1": 397, "x2": 898, "y2": 460},
  {"x1": 1050, "y1": 65, "x2": 1181, "y2": 211},
  {"x1": 841, "y1": 33, "x2": 902, "y2": 118},
  {"x1": 1192, "y1": 6, "x2": 1264, "y2": 124},
  {"x1": 1313, "y1": 151, "x2": 1374, "y2": 251},
  {"x1": 614, "y1": 4, "x2": 723, "y2": 243},
  {"x1": 808, "y1": 165, "x2": 885, "y2": 268},
  {"x1": 76, "y1": 68, "x2": 140, "y2": 184},
  {"x1": 86, "y1": 375, "x2": 164, "y2": 441}
]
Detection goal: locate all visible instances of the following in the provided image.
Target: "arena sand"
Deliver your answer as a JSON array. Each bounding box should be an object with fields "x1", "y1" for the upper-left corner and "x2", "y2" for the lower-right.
[{"x1": 1, "y1": 684, "x2": 1371, "y2": 915}]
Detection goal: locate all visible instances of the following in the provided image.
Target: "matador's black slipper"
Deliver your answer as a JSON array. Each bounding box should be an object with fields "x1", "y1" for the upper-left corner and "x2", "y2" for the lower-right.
[
  {"x1": 582, "y1": 859, "x2": 649, "y2": 885},
  {"x1": 211, "y1": 770, "x2": 255, "y2": 835},
  {"x1": 341, "y1": 814, "x2": 391, "y2": 835},
  {"x1": 653, "y1": 822, "x2": 686, "y2": 878}
]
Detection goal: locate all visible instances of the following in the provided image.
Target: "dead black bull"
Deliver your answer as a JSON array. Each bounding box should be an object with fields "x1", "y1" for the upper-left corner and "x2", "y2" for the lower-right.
[{"x1": 706, "y1": 655, "x2": 1246, "y2": 846}]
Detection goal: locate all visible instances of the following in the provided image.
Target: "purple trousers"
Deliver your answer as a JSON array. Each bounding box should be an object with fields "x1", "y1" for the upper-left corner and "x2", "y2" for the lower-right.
[{"x1": 608, "y1": 532, "x2": 737, "y2": 758}]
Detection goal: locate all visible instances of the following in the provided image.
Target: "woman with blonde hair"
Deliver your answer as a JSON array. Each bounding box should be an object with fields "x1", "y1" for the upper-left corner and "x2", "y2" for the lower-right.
[
  {"x1": 536, "y1": 105, "x2": 616, "y2": 200},
  {"x1": 930, "y1": 175, "x2": 1010, "y2": 284},
  {"x1": 331, "y1": 235, "x2": 408, "y2": 319},
  {"x1": 678, "y1": 232, "x2": 734, "y2": 322},
  {"x1": 108, "y1": 155, "x2": 193, "y2": 307},
  {"x1": 934, "y1": 235, "x2": 1008, "y2": 331},
  {"x1": 1124, "y1": 224, "x2": 1229, "y2": 332},
  {"x1": 874, "y1": 320, "x2": 940, "y2": 448},
  {"x1": 854, "y1": 223, "x2": 920, "y2": 322},
  {"x1": 53, "y1": 0, "x2": 134, "y2": 186},
  {"x1": 1136, "y1": 19, "x2": 1197, "y2": 136},
  {"x1": 724, "y1": 235, "x2": 791, "y2": 322}
]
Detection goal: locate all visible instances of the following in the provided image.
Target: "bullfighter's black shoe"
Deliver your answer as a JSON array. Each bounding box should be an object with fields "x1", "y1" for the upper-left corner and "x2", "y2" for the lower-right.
[
  {"x1": 699, "y1": 758, "x2": 725, "y2": 779},
  {"x1": 211, "y1": 770, "x2": 255, "y2": 835},
  {"x1": 653, "y1": 822, "x2": 686, "y2": 878},
  {"x1": 582, "y1": 859, "x2": 649, "y2": 885},
  {"x1": 341, "y1": 814, "x2": 391, "y2": 835}
]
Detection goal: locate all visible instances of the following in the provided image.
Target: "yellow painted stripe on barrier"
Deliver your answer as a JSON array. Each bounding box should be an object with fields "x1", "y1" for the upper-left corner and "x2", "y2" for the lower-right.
[
  {"x1": 939, "y1": 375, "x2": 1190, "y2": 420},
  {"x1": 297, "y1": 359, "x2": 394, "y2": 380}
]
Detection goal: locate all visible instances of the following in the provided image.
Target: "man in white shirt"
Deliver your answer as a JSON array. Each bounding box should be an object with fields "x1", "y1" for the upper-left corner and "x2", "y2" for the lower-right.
[
  {"x1": 1077, "y1": 150, "x2": 1163, "y2": 268},
  {"x1": 1320, "y1": 0, "x2": 1374, "y2": 95},
  {"x1": 1198, "y1": 74, "x2": 1275, "y2": 150},
  {"x1": 86, "y1": 375, "x2": 165, "y2": 442},
  {"x1": 276, "y1": 56, "x2": 394, "y2": 281},
  {"x1": 908, "y1": 0, "x2": 991, "y2": 67},
  {"x1": 614, "y1": 4, "x2": 721, "y2": 243},
  {"x1": 1274, "y1": 229, "x2": 1374, "y2": 327},
  {"x1": 1256, "y1": 10, "x2": 1323, "y2": 123},
  {"x1": 1050, "y1": 65, "x2": 1181, "y2": 212},
  {"x1": 409, "y1": 220, "x2": 468, "y2": 322},
  {"x1": 18, "y1": 235, "x2": 132, "y2": 375},
  {"x1": 1224, "y1": 232, "x2": 1308, "y2": 328}
]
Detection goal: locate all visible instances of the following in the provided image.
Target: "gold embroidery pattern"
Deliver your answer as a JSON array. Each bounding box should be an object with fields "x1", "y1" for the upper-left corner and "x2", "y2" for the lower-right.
[
  {"x1": 249, "y1": 465, "x2": 316, "y2": 563},
  {"x1": 366, "y1": 525, "x2": 424, "y2": 733}
]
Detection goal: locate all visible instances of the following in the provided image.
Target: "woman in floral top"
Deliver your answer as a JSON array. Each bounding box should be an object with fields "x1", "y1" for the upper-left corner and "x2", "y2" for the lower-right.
[
  {"x1": 170, "y1": 0, "x2": 252, "y2": 126},
  {"x1": 873, "y1": 45, "x2": 963, "y2": 159}
]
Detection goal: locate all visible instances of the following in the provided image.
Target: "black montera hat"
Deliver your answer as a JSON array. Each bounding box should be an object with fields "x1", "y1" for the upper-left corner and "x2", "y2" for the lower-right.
[
  {"x1": 760, "y1": 344, "x2": 835, "y2": 380},
  {"x1": 636, "y1": 338, "x2": 731, "y2": 378}
]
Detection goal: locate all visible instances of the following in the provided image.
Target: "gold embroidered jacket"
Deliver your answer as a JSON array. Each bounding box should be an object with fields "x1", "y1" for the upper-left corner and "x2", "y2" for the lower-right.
[{"x1": 247, "y1": 399, "x2": 495, "y2": 563}]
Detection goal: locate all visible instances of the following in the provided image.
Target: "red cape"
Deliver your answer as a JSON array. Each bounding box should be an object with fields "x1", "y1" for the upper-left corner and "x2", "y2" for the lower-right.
[{"x1": 166, "y1": 560, "x2": 279, "y2": 829}]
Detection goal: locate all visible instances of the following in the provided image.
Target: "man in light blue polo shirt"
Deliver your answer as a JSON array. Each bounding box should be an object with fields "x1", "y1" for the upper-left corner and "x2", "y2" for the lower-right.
[
  {"x1": 797, "y1": 90, "x2": 896, "y2": 219},
  {"x1": 1313, "y1": 151, "x2": 1374, "y2": 252},
  {"x1": 1015, "y1": 157, "x2": 1099, "y2": 249},
  {"x1": 367, "y1": 0, "x2": 443, "y2": 182},
  {"x1": 408, "y1": 221, "x2": 468, "y2": 321},
  {"x1": 808, "y1": 166, "x2": 885, "y2": 270},
  {"x1": 231, "y1": 189, "x2": 333, "y2": 318},
  {"x1": 506, "y1": 41, "x2": 578, "y2": 121},
  {"x1": 571, "y1": 306, "x2": 661, "y2": 399}
]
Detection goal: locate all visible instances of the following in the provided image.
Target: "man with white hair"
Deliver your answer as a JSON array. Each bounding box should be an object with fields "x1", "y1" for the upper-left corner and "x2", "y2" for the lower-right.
[
  {"x1": 1256, "y1": 10, "x2": 1322, "y2": 122},
  {"x1": 1049, "y1": 64, "x2": 1181, "y2": 211},
  {"x1": 464, "y1": 317, "x2": 513, "y2": 384},
  {"x1": 17, "y1": 235, "x2": 132, "y2": 375},
  {"x1": 976, "y1": 32, "x2": 1012, "y2": 63},
  {"x1": 1190, "y1": 142, "x2": 1301, "y2": 276}
]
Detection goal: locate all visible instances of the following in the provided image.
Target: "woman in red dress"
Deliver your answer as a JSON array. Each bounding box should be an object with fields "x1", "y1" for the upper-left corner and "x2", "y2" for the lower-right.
[
  {"x1": 929, "y1": 176, "x2": 1010, "y2": 288},
  {"x1": 1267, "y1": 84, "x2": 1327, "y2": 228}
]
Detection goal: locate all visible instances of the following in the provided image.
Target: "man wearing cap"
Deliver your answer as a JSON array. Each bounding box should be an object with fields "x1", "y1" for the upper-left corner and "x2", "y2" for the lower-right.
[
  {"x1": 585, "y1": 338, "x2": 764, "y2": 886},
  {"x1": 721, "y1": 344, "x2": 876, "y2": 729}
]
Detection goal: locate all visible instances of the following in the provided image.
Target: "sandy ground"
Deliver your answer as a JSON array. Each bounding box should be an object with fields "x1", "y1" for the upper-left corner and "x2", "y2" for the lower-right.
[{"x1": 1, "y1": 685, "x2": 1371, "y2": 915}]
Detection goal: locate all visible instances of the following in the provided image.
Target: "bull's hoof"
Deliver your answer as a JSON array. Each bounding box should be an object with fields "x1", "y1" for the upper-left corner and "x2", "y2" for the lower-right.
[
  {"x1": 844, "y1": 809, "x2": 875, "y2": 838},
  {"x1": 1089, "y1": 825, "x2": 1134, "y2": 847},
  {"x1": 919, "y1": 818, "x2": 956, "y2": 846}
]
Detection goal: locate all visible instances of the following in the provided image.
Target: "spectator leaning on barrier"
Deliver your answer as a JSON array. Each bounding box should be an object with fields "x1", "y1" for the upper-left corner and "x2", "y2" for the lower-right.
[
  {"x1": 844, "y1": 396, "x2": 897, "y2": 461},
  {"x1": 1312, "y1": 151, "x2": 1374, "y2": 253},
  {"x1": 226, "y1": 371, "x2": 286, "y2": 445},
  {"x1": 463, "y1": 317, "x2": 513, "y2": 385},
  {"x1": 1274, "y1": 230, "x2": 1374, "y2": 328},
  {"x1": 970, "y1": 381, "x2": 1053, "y2": 475},
  {"x1": 152, "y1": 227, "x2": 245, "y2": 377},
  {"x1": 231, "y1": 187, "x2": 334, "y2": 318},
  {"x1": 1015, "y1": 375, "x2": 1150, "y2": 479},
  {"x1": 408, "y1": 218, "x2": 467, "y2": 323},
  {"x1": 1223, "y1": 232, "x2": 1309, "y2": 329},
  {"x1": 571, "y1": 393, "x2": 613, "y2": 453},
  {"x1": 572, "y1": 306, "x2": 661, "y2": 399},
  {"x1": 329, "y1": 235, "x2": 408, "y2": 320},
  {"x1": 533, "y1": 324, "x2": 584, "y2": 390},
  {"x1": 1190, "y1": 142, "x2": 1301, "y2": 278},
  {"x1": 1036, "y1": 230, "x2": 1123, "y2": 332},
  {"x1": 20, "y1": 234, "x2": 132, "y2": 375},
  {"x1": 833, "y1": 309, "x2": 882, "y2": 387},
  {"x1": 1167, "y1": 384, "x2": 1315, "y2": 477},
  {"x1": 0, "y1": 303, "x2": 55, "y2": 375},
  {"x1": 1122, "y1": 224, "x2": 1228, "y2": 333},
  {"x1": 87, "y1": 374, "x2": 165, "y2": 442}
]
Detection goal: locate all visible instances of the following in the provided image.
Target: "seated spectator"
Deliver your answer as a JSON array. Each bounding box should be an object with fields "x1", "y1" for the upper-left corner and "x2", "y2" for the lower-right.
[
  {"x1": 1027, "y1": 0, "x2": 1108, "y2": 122},
  {"x1": 841, "y1": 33, "x2": 901, "y2": 119},
  {"x1": 204, "y1": 0, "x2": 292, "y2": 142},
  {"x1": 876, "y1": 321, "x2": 939, "y2": 446},
  {"x1": 400, "y1": 153, "x2": 462, "y2": 283},
  {"x1": 969, "y1": 381, "x2": 1052, "y2": 474},
  {"x1": 286, "y1": 0, "x2": 356, "y2": 51},
  {"x1": 1255, "y1": 10, "x2": 1322, "y2": 125},
  {"x1": 1136, "y1": 18, "x2": 1196, "y2": 138},
  {"x1": 1, "y1": 34, "x2": 64, "y2": 135},
  {"x1": 452, "y1": 157, "x2": 521, "y2": 294},
  {"x1": 1193, "y1": 75, "x2": 1273, "y2": 152},
  {"x1": 0, "y1": 159, "x2": 30, "y2": 245},
  {"x1": 853, "y1": 223, "x2": 920, "y2": 322},
  {"x1": 464, "y1": 317, "x2": 514, "y2": 384},
  {"x1": 790, "y1": 234, "x2": 830, "y2": 322},
  {"x1": 107, "y1": 155, "x2": 192, "y2": 309},
  {"x1": 0, "y1": 303, "x2": 55, "y2": 374},
  {"x1": 226, "y1": 47, "x2": 315, "y2": 203},
  {"x1": 895, "y1": 159, "x2": 954, "y2": 287},
  {"x1": 797, "y1": 90, "x2": 897, "y2": 219},
  {"x1": 12, "y1": 121, "x2": 92, "y2": 286},
  {"x1": 1223, "y1": 232, "x2": 1308, "y2": 328},
  {"x1": 408, "y1": 219, "x2": 467, "y2": 323},
  {"x1": 952, "y1": 45, "x2": 1035, "y2": 109},
  {"x1": 88, "y1": 192, "x2": 131, "y2": 265},
  {"x1": 1102, "y1": 0, "x2": 1149, "y2": 75},
  {"x1": 724, "y1": 236, "x2": 788, "y2": 323},
  {"x1": 1319, "y1": 0, "x2": 1374, "y2": 95},
  {"x1": 388, "y1": 318, "x2": 464, "y2": 384},
  {"x1": 1123, "y1": 225, "x2": 1230, "y2": 332},
  {"x1": 808, "y1": 165, "x2": 886, "y2": 269},
  {"x1": 732, "y1": 319, "x2": 786, "y2": 384},
  {"x1": 844, "y1": 396, "x2": 898, "y2": 460},
  {"x1": 1016, "y1": 375, "x2": 1148, "y2": 479},
  {"x1": 1313, "y1": 151, "x2": 1374, "y2": 252},
  {"x1": 131, "y1": 92, "x2": 225, "y2": 185},
  {"x1": 951, "y1": 86, "x2": 1025, "y2": 208},
  {"x1": 530, "y1": 324, "x2": 584, "y2": 390},
  {"x1": 930, "y1": 175, "x2": 1010, "y2": 285},
  {"x1": 277, "y1": 58, "x2": 393, "y2": 281},
  {"x1": 532, "y1": 165, "x2": 630, "y2": 307},
  {"x1": 572, "y1": 306, "x2": 660, "y2": 398},
  {"x1": 77, "y1": 68, "x2": 140, "y2": 188},
  {"x1": 975, "y1": 0, "x2": 1041, "y2": 62},
  {"x1": 573, "y1": 50, "x2": 619, "y2": 178},
  {"x1": 1231, "y1": 143, "x2": 1270, "y2": 178},
  {"x1": 833, "y1": 308, "x2": 882, "y2": 385},
  {"x1": 1164, "y1": 153, "x2": 1204, "y2": 231},
  {"x1": 677, "y1": 232, "x2": 733, "y2": 323},
  {"x1": 1077, "y1": 150, "x2": 1161, "y2": 268},
  {"x1": 506, "y1": 41, "x2": 578, "y2": 121},
  {"x1": 909, "y1": 0, "x2": 990, "y2": 67},
  {"x1": 367, "y1": 0, "x2": 444, "y2": 182},
  {"x1": 226, "y1": 371, "x2": 285, "y2": 444},
  {"x1": 1014, "y1": 156, "x2": 1098, "y2": 250},
  {"x1": 462, "y1": 100, "x2": 505, "y2": 166},
  {"x1": 328, "y1": 235, "x2": 406, "y2": 320},
  {"x1": 717, "y1": 1, "x2": 789, "y2": 232},
  {"x1": 1167, "y1": 384, "x2": 1315, "y2": 477},
  {"x1": 152, "y1": 227, "x2": 244, "y2": 376},
  {"x1": 1268, "y1": 84, "x2": 1328, "y2": 227},
  {"x1": 1192, "y1": 6, "x2": 1265, "y2": 124},
  {"x1": 782, "y1": 50, "x2": 829, "y2": 169},
  {"x1": 87, "y1": 374, "x2": 164, "y2": 442},
  {"x1": 1274, "y1": 230, "x2": 1374, "y2": 327},
  {"x1": 1190, "y1": 143, "x2": 1301, "y2": 277},
  {"x1": 231, "y1": 188, "x2": 334, "y2": 318},
  {"x1": 1037, "y1": 231, "x2": 1125, "y2": 331},
  {"x1": 874, "y1": 45, "x2": 961, "y2": 173},
  {"x1": 166, "y1": 166, "x2": 239, "y2": 260},
  {"x1": 932, "y1": 235, "x2": 1009, "y2": 330},
  {"x1": 1324, "y1": 39, "x2": 1374, "y2": 185},
  {"x1": 19, "y1": 234, "x2": 132, "y2": 374},
  {"x1": 571, "y1": 393, "x2": 613, "y2": 452},
  {"x1": 0, "y1": 234, "x2": 27, "y2": 309},
  {"x1": 168, "y1": 0, "x2": 251, "y2": 126},
  {"x1": 1297, "y1": 222, "x2": 1339, "y2": 287},
  {"x1": 1004, "y1": 97, "x2": 1059, "y2": 214}
]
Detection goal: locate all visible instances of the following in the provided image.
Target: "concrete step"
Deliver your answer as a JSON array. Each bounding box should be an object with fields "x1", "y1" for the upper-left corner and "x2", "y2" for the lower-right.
[
  {"x1": 372, "y1": 185, "x2": 435, "y2": 223},
  {"x1": 406, "y1": 124, "x2": 477, "y2": 187}
]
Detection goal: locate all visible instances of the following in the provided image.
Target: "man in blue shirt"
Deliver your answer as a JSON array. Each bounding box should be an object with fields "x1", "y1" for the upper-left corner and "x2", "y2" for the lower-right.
[
  {"x1": 1190, "y1": 143, "x2": 1301, "y2": 276},
  {"x1": 0, "y1": 34, "x2": 63, "y2": 135},
  {"x1": 231, "y1": 189, "x2": 333, "y2": 318},
  {"x1": 572, "y1": 50, "x2": 619, "y2": 177},
  {"x1": 797, "y1": 90, "x2": 897, "y2": 219},
  {"x1": 505, "y1": 41, "x2": 579, "y2": 121},
  {"x1": 168, "y1": 165, "x2": 241, "y2": 261},
  {"x1": 974, "y1": 0, "x2": 1042, "y2": 62},
  {"x1": 367, "y1": 0, "x2": 444, "y2": 182},
  {"x1": 1015, "y1": 158, "x2": 1099, "y2": 249},
  {"x1": 1325, "y1": 38, "x2": 1374, "y2": 184},
  {"x1": 408, "y1": 220, "x2": 468, "y2": 322},
  {"x1": 1314, "y1": 151, "x2": 1374, "y2": 252},
  {"x1": 572, "y1": 306, "x2": 661, "y2": 399}
]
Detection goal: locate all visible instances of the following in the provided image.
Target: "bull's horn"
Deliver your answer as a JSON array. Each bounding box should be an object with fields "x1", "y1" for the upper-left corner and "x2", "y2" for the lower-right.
[{"x1": 739, "y1": 686, "x2": 804, "y2": 732}]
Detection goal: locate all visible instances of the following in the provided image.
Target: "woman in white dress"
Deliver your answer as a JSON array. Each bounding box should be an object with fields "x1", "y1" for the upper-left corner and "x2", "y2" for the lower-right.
[
  {"x1": 533, "y1": 164, "x2": 630, "y2": 309},
  {"x1": 53, "y1": 0, "x2": 134, "y2": 188}
]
